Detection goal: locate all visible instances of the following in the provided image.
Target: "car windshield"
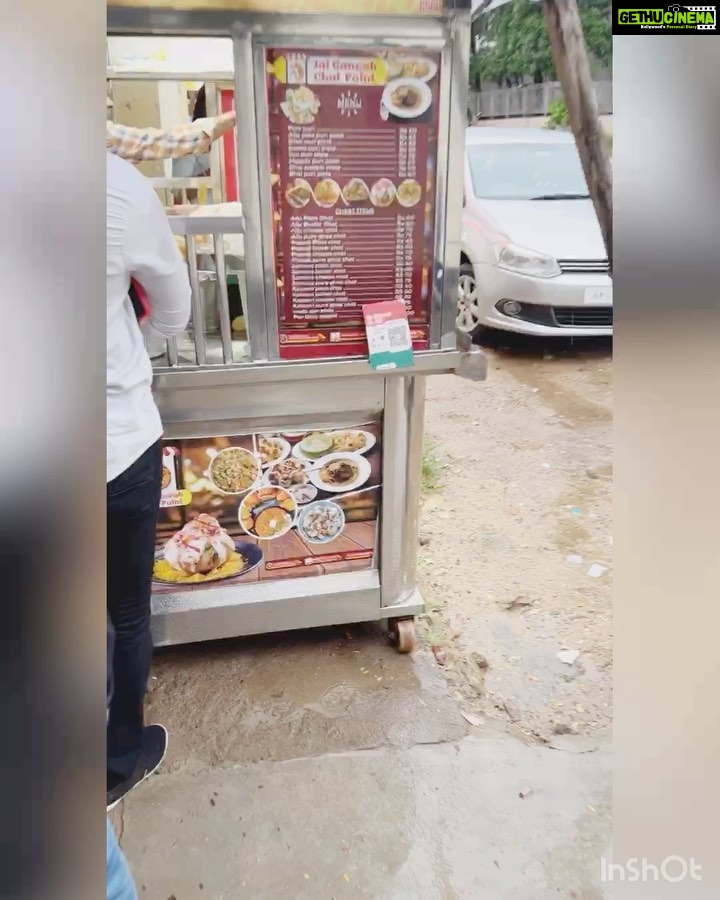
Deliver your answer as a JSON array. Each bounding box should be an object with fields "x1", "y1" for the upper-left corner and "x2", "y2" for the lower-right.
[{"x1": 467, "y1": 142, "x2": 589, "y2": 201}]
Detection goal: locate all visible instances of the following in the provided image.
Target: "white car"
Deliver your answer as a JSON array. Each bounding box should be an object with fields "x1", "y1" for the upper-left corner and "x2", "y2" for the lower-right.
[{"x1": 457, "y1": 127, "x2": 612, "y2": 337}]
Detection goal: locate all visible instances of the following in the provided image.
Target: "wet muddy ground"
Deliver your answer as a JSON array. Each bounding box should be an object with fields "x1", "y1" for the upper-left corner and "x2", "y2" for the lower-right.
[
  {"x1": 118, "y1": 335, "x2": 613, "y2": 898},
  {"x1": 145, "y1": 626, "x2": 466, "y2": 775},
  {"x1": 418, "y1": 336, "x2": 612, "y2": 742}
]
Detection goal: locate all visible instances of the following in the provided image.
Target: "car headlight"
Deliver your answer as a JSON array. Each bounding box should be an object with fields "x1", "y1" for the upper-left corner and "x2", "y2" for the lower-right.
[{"x1": 495, "y1": 242, "x2": 560, "y2": 278}]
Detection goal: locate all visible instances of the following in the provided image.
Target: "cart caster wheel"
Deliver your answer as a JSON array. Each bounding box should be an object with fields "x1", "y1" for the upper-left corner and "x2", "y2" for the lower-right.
[{"x1": 391, "y1": 617, "x2": 417, "y2": 654}]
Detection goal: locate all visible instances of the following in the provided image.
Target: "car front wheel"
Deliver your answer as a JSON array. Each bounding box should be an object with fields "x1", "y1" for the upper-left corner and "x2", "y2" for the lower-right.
[{"x1": 456, "y1": 263, "x2": 483, "y2": 334}]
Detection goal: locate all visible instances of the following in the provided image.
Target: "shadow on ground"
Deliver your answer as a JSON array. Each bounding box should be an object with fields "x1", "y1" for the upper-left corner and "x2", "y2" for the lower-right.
[{"x1": 473, "y1": 329, "x2": 613, "y2": 363}]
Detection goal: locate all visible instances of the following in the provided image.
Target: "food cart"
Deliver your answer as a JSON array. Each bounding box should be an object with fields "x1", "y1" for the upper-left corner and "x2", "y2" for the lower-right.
[{"x1": 108, "y1": 0, "x2": 485, "y2": 653}]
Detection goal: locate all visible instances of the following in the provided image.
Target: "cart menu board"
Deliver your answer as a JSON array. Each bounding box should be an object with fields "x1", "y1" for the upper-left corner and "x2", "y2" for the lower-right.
[
  {"x1": 267, "y1": 49, "x2": 442, "y2": 359},
  {"x1": 151, "y1": 424, "x2": 381, "y2": 595}
]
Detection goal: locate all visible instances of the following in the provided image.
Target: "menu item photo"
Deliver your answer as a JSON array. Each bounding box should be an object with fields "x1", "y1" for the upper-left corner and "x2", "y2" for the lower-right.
[
  {"x1": 313, "y1": 178, "x2": 341, "y2": 207},
  {"x1": 293, "y1": 429, "x2": 375, "y2": 459},
  {"x1": 160, "y1": 446, "x2": 181, "y2": 502},
  {"x1": 258, "y1": 436, "x2": 290, "y2": 467},
  {"x1": 297, "y1": 500, "x2": 345, "y2": 544},
  {"x1": 285, "y1": 177, "x2": 313, "y2": 208},
  {"x1": 295, "y1": 432, "x2": 334, "y2": 460},
  {"x1": 342, "y1": 178, "x2": 371, "y2": 204},
  {"x1": 266, "y1": 457, "x2": 310, "y2": 489},
  {"x1": 292, "y1": 484, "x2": 318, "y2": 505},
  {"x1": 239, "y1": 486, "x2": 297, "y2": 540},
  {"x1": 281, "y1": 85, "x2": 321, "y2": 124},
  {"x1": 382, "y1": 79, "x2": 432, "y2": 119},
  {"x1": 329, "y1": 430, "x2": 374, "y2": 453},
  {"x1": 384, "y1": 52, "x2": 438, "y2": 82},
  {"x1": 208, "y1": 447, "x2": 260, "y2": 495},
  {"x1": 308, "y1": 451, "x2": 371, "y2": 493},
  {"x1": 397, "y1": 179, "x2": 422, "y2": 207},
  {"x1": 153, "y1": 514, "x2": 264, "y2": 586},
  {"x1": 286, "y1": 53, "x2": 307, "y2": 84},
  {"x1": 370, "y1": 178, "x2": 397, "y2": 208}
]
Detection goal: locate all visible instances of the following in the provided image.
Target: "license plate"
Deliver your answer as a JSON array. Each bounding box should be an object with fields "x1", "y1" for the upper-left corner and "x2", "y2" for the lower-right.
[{"x1": 583, "y1": 286, "x2": 612, "y2": 305}]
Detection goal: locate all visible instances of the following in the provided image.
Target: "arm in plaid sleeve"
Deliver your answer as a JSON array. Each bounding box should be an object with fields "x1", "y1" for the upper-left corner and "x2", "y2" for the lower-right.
[{"x1": 106, "y1": 112, "x2": 236, "y2": 162}]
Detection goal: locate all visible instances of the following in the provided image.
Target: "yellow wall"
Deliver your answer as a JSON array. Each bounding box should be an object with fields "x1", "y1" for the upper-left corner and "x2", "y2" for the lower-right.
[{"x1": 111, "y1": 81, "x2": 165, "y2": 179}]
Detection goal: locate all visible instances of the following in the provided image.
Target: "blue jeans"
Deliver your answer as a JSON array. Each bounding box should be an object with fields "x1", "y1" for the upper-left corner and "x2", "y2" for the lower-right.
[
  {"x1": 107, "y1": 818, "x2": 138, "y2": 900},
  {"x1": 107, "y1": 440, "x2": 163, "y2": 787}
]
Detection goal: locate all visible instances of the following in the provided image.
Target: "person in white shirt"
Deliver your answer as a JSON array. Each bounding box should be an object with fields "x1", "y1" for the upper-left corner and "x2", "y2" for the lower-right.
[{"x1": 106, "y1": 152, "x2": 191, "y2": 811}]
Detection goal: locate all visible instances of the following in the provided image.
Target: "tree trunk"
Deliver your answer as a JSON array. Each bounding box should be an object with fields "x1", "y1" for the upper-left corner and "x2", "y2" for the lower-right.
[{"x1": 542, "y1": 0, "x2": 613, "y2": 272}]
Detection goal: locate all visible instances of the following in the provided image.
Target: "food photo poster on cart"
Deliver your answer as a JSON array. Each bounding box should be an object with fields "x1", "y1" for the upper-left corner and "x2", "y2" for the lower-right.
[
  {"x1": 152, "y1": 425, "x2": 382, "y2": 594},
  {"x1": 267, "y1": 47, "x2": 442, "y2": 359}
]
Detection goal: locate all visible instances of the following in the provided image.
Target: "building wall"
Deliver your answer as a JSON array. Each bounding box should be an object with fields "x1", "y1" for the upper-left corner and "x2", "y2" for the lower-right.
[{"x1": 111, "y1": 82, "x2": 164, "y2": 179}]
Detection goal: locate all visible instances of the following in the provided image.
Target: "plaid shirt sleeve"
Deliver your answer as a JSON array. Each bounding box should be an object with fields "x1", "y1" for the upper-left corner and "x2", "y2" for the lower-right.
[{"x1": 106, "y1": 118, "x2": 215, "y2": 162}]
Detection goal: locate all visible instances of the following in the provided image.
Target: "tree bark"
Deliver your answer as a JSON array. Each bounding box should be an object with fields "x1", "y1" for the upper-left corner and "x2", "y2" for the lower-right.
[{"x1": 542, "y1": 0, "x2": 613, "y2": 272}]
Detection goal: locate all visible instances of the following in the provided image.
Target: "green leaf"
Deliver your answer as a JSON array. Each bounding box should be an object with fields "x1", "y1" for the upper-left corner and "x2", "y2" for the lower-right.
[{"x1": 470, "y1": 0, "x2": 611, "y2": 87}]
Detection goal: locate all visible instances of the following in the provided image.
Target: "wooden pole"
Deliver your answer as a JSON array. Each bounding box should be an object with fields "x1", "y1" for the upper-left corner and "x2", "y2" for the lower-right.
[{"x1": 542, "y1": 0, "x2": 613, "y2": 272}]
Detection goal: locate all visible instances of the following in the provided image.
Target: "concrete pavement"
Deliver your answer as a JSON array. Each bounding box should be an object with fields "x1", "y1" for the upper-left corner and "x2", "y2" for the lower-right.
[{"x1": 116, "y1": 627, "x2": 611, "y2": 899}]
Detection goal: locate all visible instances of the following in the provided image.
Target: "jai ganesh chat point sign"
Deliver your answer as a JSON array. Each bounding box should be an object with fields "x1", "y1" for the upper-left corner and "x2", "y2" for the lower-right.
[{"x1": 614, "y1": 3, "x2": 718, "y2": 32}]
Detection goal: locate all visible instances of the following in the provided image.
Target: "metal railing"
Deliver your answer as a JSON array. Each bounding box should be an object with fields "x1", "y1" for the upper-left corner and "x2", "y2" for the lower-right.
[
  {"x1": 468, "y1": 81, "x2": 612, "y2": 119},
  {"x1": 157, "y1": 215, "x2": 246, "y2": 369}
]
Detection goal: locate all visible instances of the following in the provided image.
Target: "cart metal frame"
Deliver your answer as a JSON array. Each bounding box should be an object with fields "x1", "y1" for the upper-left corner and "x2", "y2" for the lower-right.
[{"x1": 107, "y1": 1, "x2": 484, "y2": 651}]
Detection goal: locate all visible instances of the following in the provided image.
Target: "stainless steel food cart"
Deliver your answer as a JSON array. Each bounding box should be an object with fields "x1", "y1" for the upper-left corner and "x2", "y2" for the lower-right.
[{"x1": 108, "y1": 0, "x2": 485, "y2": 653}]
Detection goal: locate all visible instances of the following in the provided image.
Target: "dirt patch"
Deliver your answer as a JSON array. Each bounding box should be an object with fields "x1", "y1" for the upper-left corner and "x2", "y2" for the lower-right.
[
  {"x1": 498, "y1": 356, "x2": 612, "y2": 428},
  {"x1": 553, "y1": 481, "x2": 602, "y2": 553},
  {"x1": 416, "y1": 341, "x2": 612, "y2": 742}
]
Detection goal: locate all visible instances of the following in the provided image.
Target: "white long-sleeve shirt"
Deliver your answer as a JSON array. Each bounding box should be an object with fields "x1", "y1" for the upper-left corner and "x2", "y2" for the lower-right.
[{"x1": 106, "y1": 153, "x2": 191, "y2": 482}]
